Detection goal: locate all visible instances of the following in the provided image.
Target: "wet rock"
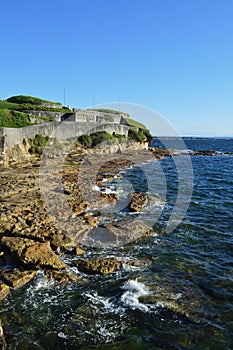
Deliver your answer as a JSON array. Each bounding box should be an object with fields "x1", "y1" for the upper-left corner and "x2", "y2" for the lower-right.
[
  {"x1": 0, "y1": 320, "x2": 7, "y2": 350},
  {"x1": 1, "y1": 269, "x2": 38, "y2": 289},
  {"x1": 1, "y1": 237, "x2": 66, "y2": 270},
  {"x1": 0, "y1": 283, "x2": 10, "y2": 301},
  {"x1": 192, "y1": 150, "x2": 218, "y2": 156},
  {"x1": 124, "y1": 258, "x2": 151, "y2": 269},
  {"x1": 149, "y1": 147, "x2": 172, "y2": 158},
  {"x1": 84, "y1": 219, "x2": 153, "y2": 247},
  {"x1": 76, "y1": 257, "x2": 122, "y2": 275},
  {"x1": 129, "y1": 192, "x2": 148, "y2": 212},
  {"x1": 75, "y1": 247, "x2": 86, "y2": 255},
  {"x1": 45, "y1": 270, "x2": 80, "y2": 284}
]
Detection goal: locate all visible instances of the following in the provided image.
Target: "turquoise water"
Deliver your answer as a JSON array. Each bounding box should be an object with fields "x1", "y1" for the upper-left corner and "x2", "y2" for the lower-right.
[{"x1": 1, "y1": 138, "x2": 233, "y2": 349}]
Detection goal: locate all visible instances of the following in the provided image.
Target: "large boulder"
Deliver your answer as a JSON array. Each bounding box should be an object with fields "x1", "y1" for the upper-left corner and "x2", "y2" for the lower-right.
[{"x1": 1, "y1": 237, "x2": 66, "y2": 270}]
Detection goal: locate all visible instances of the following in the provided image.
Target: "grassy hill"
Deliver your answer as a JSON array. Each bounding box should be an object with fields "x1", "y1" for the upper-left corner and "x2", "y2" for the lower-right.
[
  {"x1": 0, "y1": 95, "x2": 64, "y2": 128},
  {"x1": 0, "y1": 109, "x2": 32, "y2": 128},
  {"x1": 6, "y1": 95, "x2": 61, "y2": 106}
]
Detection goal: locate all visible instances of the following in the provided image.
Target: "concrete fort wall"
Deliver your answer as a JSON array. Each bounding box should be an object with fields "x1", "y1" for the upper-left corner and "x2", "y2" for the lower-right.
[
  {"x1": 26, "y1": 109, "x2": 124, "y2": 124},
  {"x1": 0, "y1": 121, "x2": 129, "y2": 151},
  {"x1": 25, "y1": 110, "x2": 63, "y2": 121}
]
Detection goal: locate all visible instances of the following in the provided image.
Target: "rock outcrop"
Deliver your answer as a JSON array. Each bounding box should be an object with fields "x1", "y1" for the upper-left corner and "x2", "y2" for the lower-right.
[
  {"x1": 76, "y1": 257, "x2": 122, "y2": 275},
  {"x1": 0, "y1": 269, "x2": 37, "y2": 289},
  {"x1": 0, "y1": 283, "x2": 10, "y2": 301},
  {"x1": 1, "y1": 237, "x2": 66, "y2": 270},
  {"x1": 129, "y1": 192, "x2": 148, "y2": 212},
  {"x1": 83, "y1": 219, "x2": 153, "y2": 247}
]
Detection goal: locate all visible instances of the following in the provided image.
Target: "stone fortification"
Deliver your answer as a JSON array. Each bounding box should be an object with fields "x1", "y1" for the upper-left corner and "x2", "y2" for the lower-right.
[{"x1": 0, "y1": 121, "x2": 129, "y2": 164}]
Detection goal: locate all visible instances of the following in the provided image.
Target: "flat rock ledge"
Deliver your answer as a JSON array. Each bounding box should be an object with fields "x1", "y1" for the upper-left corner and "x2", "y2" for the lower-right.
[{"x1": 83, "y1": 219, "x2": 153, "y2": 247}]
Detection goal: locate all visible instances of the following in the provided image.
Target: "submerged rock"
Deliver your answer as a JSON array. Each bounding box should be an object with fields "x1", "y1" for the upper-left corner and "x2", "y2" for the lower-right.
[
  {"x1": 45, "y1": 270, "x2": 80, "y2": 284},
  {"x1": 76, "y1": 257, "x2": 122, "y2": 275},
  {"x1": 0, "y1": 269, "x2": 38, "y2": 289},
  {"x1": 1, "y1": 237, "x2": 66, "y2": 270},
  {"x1": 83, "y1": 219, "x2": 153, "y2": 247}
]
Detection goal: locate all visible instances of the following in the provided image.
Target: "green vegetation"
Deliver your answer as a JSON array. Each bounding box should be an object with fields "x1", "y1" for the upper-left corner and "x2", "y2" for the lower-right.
[
  {"x1": 124, "y1": 118, "x2": 147, "y2": 130},
  {"x1": 128, "y1": 128, "x2": 152, "y2": 143},
  {"x1": 0, "y1": 100, "x2": 19, "y2": 110},
  {"x1": 7, "y1": 95, "x2": 61, "y2": 106},
  {"x1": 77, "y1": 129, "x2": 151, "y2": 149},
  {"x1": 77, "y1": 134, "x2": 92, "y2": 148},
  {"x1": 0, "y1": 110, "x2": 32, "y2": 128},
  {"x1": 78, "y1": 131, "x2": 114, "y2": 148},
  {"x1": 27, "y1": 134, "x2": 49, "y2": 155},
  {"x1": 13, "y1": 104, "x2": 67, "y2": 112},
  {"x1": 78, "y1": 131, "x2": 122, "y2": 148},
  {"x1": 88, "y1": 108, "x2": 129, "y2": 116},
  {"x1": 0, "y1": 95, "x2": 65, "y2": 128}
]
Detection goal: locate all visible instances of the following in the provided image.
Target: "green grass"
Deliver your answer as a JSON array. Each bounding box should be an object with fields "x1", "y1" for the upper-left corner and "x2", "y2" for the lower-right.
[
  {"x1": 88, "y1": 108, "x2": 129, "y2": 116},
  {"x1": 0, "y1": 100, "x2": 19, "y2": 110},
  {"x1": 124, "y1": 118, "x2": 147, "y2": 130},
  {"x1": 7, "y1": 95, "x2": 61, "y2": 106},
  {"x1": 0, "y1": 95, "x2": 65, "y2": 128},
  {"x1": 13, "y1": 103, "x2": 67, "y2": 112},
  {"x1": 0, "y1": 109, "x2": 32, "y2": 128}
]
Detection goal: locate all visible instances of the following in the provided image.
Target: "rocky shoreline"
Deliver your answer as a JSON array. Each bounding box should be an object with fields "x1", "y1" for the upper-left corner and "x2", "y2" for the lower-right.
[
  {"x1": 0, "y1": 141, "x2": 165, "y2": 305},
  {"x1": 1, "y1": 139, "x2": 228, "y2": 347}
]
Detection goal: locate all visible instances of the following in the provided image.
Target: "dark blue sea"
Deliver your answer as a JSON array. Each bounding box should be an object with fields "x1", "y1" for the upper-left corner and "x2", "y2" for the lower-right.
[{"x1": 1, "y1": 137, "x2": 233, "y2": 349}]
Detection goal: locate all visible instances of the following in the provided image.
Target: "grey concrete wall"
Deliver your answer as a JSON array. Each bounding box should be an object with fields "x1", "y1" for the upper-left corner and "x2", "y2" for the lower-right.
[
  {"x1": 0, "y1": 122, "x2": 129, "y2": 152},
  {"x1": 24, "y1": 108, "x2": 125, "y2": 124},
  {"x1": 25, "y1": 110, "x2": 63, "y2": 121}
]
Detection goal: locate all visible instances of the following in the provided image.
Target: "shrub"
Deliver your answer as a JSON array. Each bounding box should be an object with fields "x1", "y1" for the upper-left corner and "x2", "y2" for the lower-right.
[
  {"x1": 78, "y1": 134, "x2": 91, "y2": 148},
  {"x1": 27, "y1": 134, "x2": 48, "y2": 154},
  {"x1": 91, "y1": 131, "x2": 114, "y2": 147},
  {"x1": 33, "y1": 134, "x2": 49, "y2": 148},
  {"x1": 128, "y1": 128, "x2": 145, "y2": 142}
]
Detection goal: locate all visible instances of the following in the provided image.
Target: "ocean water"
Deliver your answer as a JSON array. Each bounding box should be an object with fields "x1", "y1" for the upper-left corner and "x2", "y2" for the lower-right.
[{"x1": 1, "y1": 138, "x2": 233, "y2": 349}]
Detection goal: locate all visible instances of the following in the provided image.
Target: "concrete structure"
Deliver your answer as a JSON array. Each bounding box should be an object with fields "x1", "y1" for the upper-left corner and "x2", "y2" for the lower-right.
[
  {"x1": 0, "y1": 121, "x2": 129, "y2": 157},
  {"x1": 27, "y1": 108, "x2": 128, "y2": 124},
  {"x1": 0, "y1": 108, "x2": 134, "y2": 162}
]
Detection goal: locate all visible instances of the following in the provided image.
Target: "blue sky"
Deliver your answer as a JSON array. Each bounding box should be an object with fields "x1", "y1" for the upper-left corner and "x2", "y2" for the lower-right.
[{"x1": 1, "y1": 0, "x2": 233, "y2": 136}]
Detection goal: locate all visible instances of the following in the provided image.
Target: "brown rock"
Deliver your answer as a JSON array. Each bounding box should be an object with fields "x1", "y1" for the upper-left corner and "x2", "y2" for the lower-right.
[
  {"x1": 75, "y1": 247, "x2": 86, "y2": 255},
  {"x1": 0, "y1": 283, "x2": 10, "y2": 301},
  {"x1": 45, "y1": 270, "x2": 80, "y2": 284},
  {"x1": 1, "y1": 237, "x2": 66, "y2": 270},
  {"x1": 129, "y1": 192, "x2": 148, "y2": 212},
  {"x1": 76, "y1": 257, "x2": 122, "y2": 275},
  {"x1": 22, "y1": 242, "x2": 66, "y2": 269},
  {"x1": 1, "y1": 269, "x2": 38, "y2": 289}
]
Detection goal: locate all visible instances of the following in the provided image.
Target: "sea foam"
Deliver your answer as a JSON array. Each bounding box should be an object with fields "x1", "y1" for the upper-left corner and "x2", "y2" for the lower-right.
[{"x1": 121, "y1": 279, "x2": 149, "y2": 312}]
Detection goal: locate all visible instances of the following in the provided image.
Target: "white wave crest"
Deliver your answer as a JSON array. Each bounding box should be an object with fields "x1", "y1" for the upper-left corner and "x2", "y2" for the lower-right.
[{"x1": 121, "y1": 279, "x2": 149, "y2": 312}]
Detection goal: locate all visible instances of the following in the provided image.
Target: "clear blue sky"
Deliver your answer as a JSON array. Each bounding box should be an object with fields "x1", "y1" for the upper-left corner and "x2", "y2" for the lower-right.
[{"x1": 1, "y1": 0, "x2": 233, "y2": 136}]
